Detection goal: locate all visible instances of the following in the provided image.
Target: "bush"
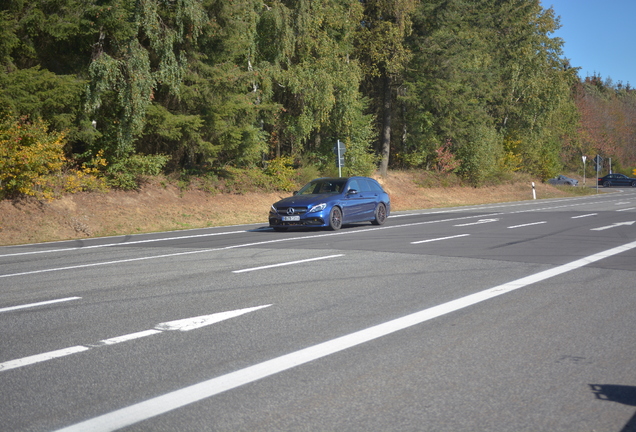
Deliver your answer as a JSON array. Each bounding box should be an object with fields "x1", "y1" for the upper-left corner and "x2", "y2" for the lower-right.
[
  {"x1": 107, "y1": 153, "x2": 169, "y2": 190},
  {"x1": 264, "y1": 156, "x2": 298, "y2": 191},
  {"x1": 0, "y1": 116, "x2": 66, "y2": 200}
]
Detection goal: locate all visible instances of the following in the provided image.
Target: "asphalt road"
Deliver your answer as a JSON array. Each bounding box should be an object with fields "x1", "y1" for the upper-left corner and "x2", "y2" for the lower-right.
[{"x1": 1, "y1": 190, "x2": 635, "y2": 432}]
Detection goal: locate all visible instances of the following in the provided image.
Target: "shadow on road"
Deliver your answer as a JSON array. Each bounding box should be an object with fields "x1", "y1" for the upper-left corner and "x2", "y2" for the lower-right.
[{"x1": 590, "y1": 384, "x2": 636, "y2": 432}]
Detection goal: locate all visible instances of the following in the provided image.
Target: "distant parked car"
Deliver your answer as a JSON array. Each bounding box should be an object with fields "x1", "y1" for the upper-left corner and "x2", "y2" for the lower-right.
[
  {"x1": 547, "y1": 175, "x2": 578, "y2": 186},
  {"x1": 269, "y1": 177, "x2": 390, "y2": 231},
  {"x1": 597, "y1": 173, "x2": 636, "y2": 188}
]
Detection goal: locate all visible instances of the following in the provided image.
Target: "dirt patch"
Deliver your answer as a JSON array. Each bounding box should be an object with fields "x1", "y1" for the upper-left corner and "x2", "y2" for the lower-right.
[{"x1": 0, "y1": 172, "x2": 581, "y2": 246}]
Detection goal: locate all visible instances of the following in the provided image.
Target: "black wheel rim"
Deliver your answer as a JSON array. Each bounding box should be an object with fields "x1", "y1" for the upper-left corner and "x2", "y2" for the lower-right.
[
  {"x1": 331, "y1": 208, "x2": 342, "y2": 228},
  {"x1": 377, "y1": 204, "x2": 386, "y2": 222}
]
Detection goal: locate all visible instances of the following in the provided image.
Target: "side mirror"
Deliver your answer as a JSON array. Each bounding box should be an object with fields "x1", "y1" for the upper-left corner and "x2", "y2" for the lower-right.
[
  {"x1": 293, "y1": 191, "x2": 299, "y2": 195},
  {"x1": 346, "y1": 189, "x2": 358, "y2": 195}
]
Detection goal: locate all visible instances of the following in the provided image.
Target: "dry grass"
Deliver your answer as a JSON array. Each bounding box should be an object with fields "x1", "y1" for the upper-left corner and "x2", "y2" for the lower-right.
[{"x1": 0, "y1": 171, "x2": 595, "y2": 246}]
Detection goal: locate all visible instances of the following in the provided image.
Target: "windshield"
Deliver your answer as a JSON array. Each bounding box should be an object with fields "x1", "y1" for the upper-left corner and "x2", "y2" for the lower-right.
[{"x1": 297, "y1": 179, "x2": 346, "y2": 195}]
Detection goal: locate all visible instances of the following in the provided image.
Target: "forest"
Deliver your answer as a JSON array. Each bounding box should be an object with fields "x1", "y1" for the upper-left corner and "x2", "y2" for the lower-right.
[{"x1": 1, "y1": 0, "x2": 635, "y2": 200}]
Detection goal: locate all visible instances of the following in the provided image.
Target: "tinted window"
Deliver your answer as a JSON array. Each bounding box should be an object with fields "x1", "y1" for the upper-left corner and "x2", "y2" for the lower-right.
[
  {"x1": 348, "y1": 179, "x2": 361, "y2": 192},
  {"x1": 367, "y1": 179, "x2": 385, "y2": 193},
  {"x1": 297, "y1": 179, "x2": 345, "y2": 195},
  {"x1": 359, "y1": 179, "x2": 373, "y2": 192}
]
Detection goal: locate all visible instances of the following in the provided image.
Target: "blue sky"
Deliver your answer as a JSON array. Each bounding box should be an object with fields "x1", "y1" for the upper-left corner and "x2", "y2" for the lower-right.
[{"x1": 542, "y1": 0, "x2": 636, "y2": 86}]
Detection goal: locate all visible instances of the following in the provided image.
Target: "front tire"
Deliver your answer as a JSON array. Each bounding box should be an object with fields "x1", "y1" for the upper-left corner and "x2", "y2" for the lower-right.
[
  {"x1": 371, "y1": 203, "x2": 387, "y2": 225},
  {"x1": 328, "y1": 206, "x2": 342, "y2": 231},
  {"x1": 631, "y1": 181, "x2": 636, "y2": 187}
]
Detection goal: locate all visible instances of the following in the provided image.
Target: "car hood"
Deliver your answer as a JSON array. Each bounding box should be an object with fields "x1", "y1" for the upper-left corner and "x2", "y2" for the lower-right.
[{"x1": 273, "y1": 194, "x2": 338, "y2": 207}]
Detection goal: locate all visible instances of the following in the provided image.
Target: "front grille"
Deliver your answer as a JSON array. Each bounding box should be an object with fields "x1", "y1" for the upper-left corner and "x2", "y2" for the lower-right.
[{"x1": 275, "y1": 206, "x2": 308, "y2": 215}]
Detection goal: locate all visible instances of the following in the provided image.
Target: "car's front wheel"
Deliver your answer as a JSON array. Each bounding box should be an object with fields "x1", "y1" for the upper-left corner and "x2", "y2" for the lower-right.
[
  {"x1": 328, "y1": 206, "x2": 342, "y2": 230},
  {"x1": 371, "y1": 203, "x2": 387, "y2": 225},
  {"x1": 631, "y1": 181, "x2": 636, "y2": 187}
]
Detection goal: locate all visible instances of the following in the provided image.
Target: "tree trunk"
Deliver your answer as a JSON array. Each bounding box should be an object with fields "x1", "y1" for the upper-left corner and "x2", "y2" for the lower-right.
[{"x1": 379, "y1": 75, "x2": 392, "y2": 176}]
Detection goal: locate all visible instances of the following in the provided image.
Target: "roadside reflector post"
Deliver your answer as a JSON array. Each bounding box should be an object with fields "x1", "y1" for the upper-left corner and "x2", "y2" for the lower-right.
[{"x1": 532, "y1": 182, "x2": 536, "y2": 200}]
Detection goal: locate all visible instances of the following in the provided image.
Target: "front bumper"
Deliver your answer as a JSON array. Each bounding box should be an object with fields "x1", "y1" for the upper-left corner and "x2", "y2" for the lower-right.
[{"x1": 269, "y1": 208, "x2": 329, "y2": 228}]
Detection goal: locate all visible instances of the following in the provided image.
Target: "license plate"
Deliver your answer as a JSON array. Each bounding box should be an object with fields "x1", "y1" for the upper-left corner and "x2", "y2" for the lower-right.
[{"x1": 282, "y1": 215, "x2": 300, "y2": 221}]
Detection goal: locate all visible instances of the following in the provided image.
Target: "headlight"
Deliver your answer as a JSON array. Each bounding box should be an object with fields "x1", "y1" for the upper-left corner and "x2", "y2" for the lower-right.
[
  {"x1": 270, "y1": 205, "x2": 278, "y2": 213},
  {"x1": 308, "y1": 203, "x2": 326, "y2": 213}
]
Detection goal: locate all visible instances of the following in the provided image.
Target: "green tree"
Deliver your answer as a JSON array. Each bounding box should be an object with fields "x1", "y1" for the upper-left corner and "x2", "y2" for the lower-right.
[
  {"x1": 356, "y1": 0, "x2": 417, "y2": 176},
  {"x1": 84, "y1": 0, "x2": 206, "y2": 161}
]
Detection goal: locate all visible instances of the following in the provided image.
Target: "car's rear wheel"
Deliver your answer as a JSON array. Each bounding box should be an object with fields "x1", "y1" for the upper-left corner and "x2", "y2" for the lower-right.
[
  {"x1": 603, "y1": 181, "x2": 611, "y2": 187},
  {"x1": 328, "y1": 206, "x2": 342, "y2": 230},
  {"x1": 371, "y1": 203, "x2": 387, "y2": 225}
]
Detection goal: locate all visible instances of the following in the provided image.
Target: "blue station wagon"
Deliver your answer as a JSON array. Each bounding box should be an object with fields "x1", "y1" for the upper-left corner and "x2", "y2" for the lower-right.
[{"x1": 269, "y1": 177, "x2": 390, "y2": 231}]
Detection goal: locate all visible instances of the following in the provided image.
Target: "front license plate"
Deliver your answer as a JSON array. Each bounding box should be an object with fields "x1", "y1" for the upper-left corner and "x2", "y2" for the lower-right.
[{"x1": 282, "y1": 215, "x2": 300, "y2": 221}]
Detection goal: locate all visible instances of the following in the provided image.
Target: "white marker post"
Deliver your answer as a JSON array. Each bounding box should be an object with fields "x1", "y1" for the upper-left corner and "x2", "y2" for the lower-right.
[
  {"x1": 582, "y1": 155, "x2": 587, "y2": 185},
  {"x1": 531, "y1": 182, "x2": 536, "y2": 200}
]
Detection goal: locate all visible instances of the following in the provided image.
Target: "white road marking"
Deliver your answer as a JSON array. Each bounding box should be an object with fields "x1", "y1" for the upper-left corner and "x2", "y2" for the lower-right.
[
  {"x1": 0, "y1": 230, "x2": 248, "y2": 258},
  {"x1": 155, "y1": 305, "x2": 272, "y2": 331},
  {"x1": 0, "y1": 346, "x2": 90, "y2": 372},
  {"x1": 0, "y1": 214, "x2": 502, "y2": 279},
  {"x1": 591, "y1": 221, "x2": 636, "y2": 231},
  {"x1": 507, "y1": 221, "x2": 547, "y2": 229},
  {"x1": 5, "y1": 193, "x2": 636, "y2": 279},
  {"x1": 454, "y1": 218, "x2": 499, "y2": 227},
  {"x1": 410, "y1": 234, "x2": 470, "y2": 244},
  {"x1": 232, "y1": 255, "x2": 343, "y2": 274},
  {"x1": 571, "y1": 213, "x2": 597, "y2": 219},
  {"x1": 616, "y1": 207, "x2": 636, "y2": 212},
  {"x1": 54, "y1": 239, "x2": 636, "y2": 432},
  {"x1": 0, "y1": 306, "x2": 271, "y2": 372},
  {"x1": 0, "y1": 297, "x2": 81, "y2": 313},
  {"x1": 96, "y1": 330, "x2": 163, "y2": 346}
]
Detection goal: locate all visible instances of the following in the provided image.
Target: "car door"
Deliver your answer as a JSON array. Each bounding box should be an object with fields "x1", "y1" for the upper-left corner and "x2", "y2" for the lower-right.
[
  {"x1": 341, "y1": 179, "x2": 367, "y2": 222},
  {"x1": 358, "y1": 179, "x2": 380, "y2": 220},
  {"x1": 617, "y1": 174, "x2": 631, "y2": 186}
]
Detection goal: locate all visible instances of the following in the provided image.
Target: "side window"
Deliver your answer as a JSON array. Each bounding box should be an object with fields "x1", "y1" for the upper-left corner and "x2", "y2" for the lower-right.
[
  {"x1": 367, "y1": 179, "x2": 384, "y2": 193},
  {"x1": 360, "y1": 179, "x2": 373, "y2": 192},
  {"x1": 348, "y1": 179, "x2": 360, "y2": 192}
]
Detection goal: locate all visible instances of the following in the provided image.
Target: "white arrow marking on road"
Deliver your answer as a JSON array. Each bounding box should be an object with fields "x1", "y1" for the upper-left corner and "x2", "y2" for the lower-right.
[
  {"x1": 454, "y1": 218, "x2": 499, "y2": 227},
  {"x1": 155, "y1": 305, "x2": 272, "y2": 332},
  {"x1": 0, "y1": 305, "x2": 271, "y2": 372},
  {"x1": 591, "y1": 221, "x2": 635, "y2": 231}
]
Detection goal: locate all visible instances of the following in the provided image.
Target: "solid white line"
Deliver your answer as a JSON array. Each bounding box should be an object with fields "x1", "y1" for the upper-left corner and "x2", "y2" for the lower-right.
[
  {"x1": 0, "y1": 230, "x2": 248, "y2": 258},
  {"x1": 571, "y1": 213, "x2": 597, "y2": 219},
  {"x1": 0, "y1": 346, "x2": 90, "y2": 372},
  {"x1": 0, "y1": 297, "x2": 81, "y2": 313},
  {"x1": 232, "y1": 255, "x2": 344, "y2": 273},
  {"x1": 54, "y1": 239, "x2": 636, "y2": 432},
  {"x1": 507, "y1": 221, "x2": 547, "y2": 229},
  {"x1": 616, "y1": 207, "x2": 636, "y2": 212},
  {"x1": 410, "y1": 234, "x2": 470, "y2": 244}
]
